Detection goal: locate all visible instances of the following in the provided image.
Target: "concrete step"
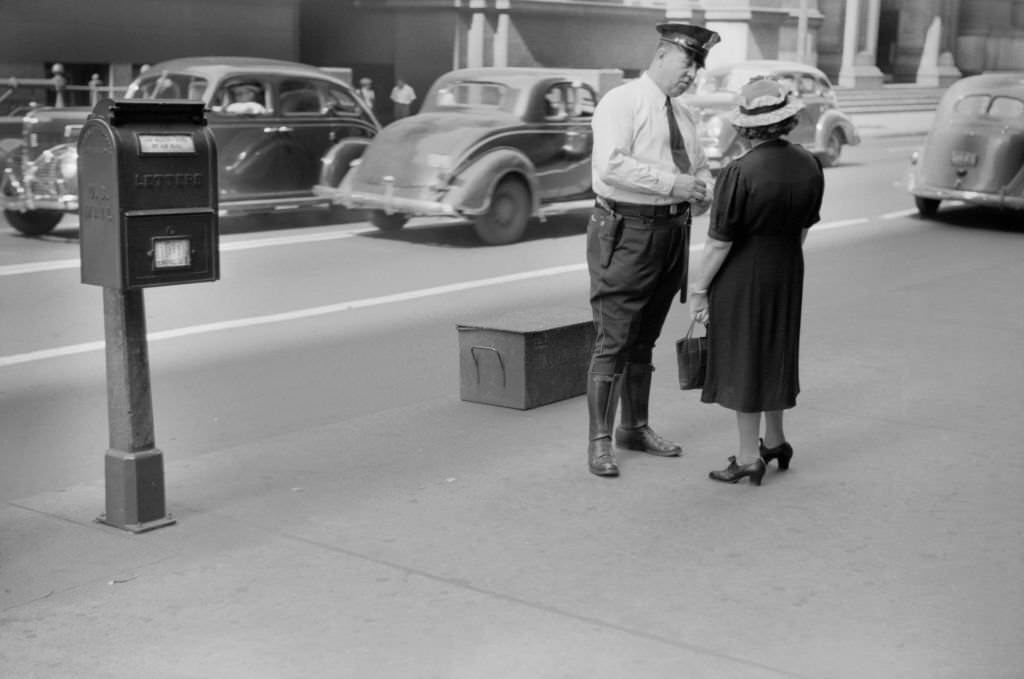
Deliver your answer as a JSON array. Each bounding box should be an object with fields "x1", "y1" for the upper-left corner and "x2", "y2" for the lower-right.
[{"x1": 835, "y1": 85, "x2": 946, "y2": 113}]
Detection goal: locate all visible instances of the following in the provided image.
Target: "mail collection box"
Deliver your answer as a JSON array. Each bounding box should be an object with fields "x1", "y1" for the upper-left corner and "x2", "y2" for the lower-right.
[
  {"x1": 78, "y1": 98, "x2": 219, "y2": 289},
  {"x1": 457, "y1": 307, "x2": 595, "y2": 410}
]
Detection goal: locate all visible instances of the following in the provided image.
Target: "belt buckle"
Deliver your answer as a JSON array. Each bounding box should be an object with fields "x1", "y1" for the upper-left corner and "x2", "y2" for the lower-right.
[{"x1": 669, "y1": 203, "x2": 679, "y2": 216}]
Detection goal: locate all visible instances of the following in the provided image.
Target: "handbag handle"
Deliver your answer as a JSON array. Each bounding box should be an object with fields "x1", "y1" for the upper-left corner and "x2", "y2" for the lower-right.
[{"x1": 685, "y1": 318, "x2": 706, "y2": 339}]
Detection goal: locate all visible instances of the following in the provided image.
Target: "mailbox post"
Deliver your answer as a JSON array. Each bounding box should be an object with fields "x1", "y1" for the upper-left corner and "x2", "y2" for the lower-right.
[{"x1": 78, "y1": 99, "x2": 218, "y2": 532}]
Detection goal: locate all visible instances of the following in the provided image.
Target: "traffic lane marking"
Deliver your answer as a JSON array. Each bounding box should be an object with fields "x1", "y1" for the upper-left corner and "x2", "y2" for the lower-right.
[
  {"x1": 0, "y1": 264, "x2": 583, "y2": 367},
  {"x1": 0, "y1": 226, "x2": 376, "y2": 277},
  {"x1": 0, "y1": 209, "x2": 916, "y2": 369},
  {"x1": 3, "y1": 209, "x2": 899, "y2": 278}
]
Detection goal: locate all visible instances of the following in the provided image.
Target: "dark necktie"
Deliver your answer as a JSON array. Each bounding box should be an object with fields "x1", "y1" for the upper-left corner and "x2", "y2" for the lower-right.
[{"x1": 665, "y1": 96, "x2": 691, "y2": 174}]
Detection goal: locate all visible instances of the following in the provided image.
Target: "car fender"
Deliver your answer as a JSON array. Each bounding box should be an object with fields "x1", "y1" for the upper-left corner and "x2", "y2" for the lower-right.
[
  {"x1": 0, "y1": 138, "x2": 24, "y2": 172},
  {"x1": 319, "y1": 138, "x2": 373, "y2": 188},
  {"x1": 815, "y1": 110, "x2": 861, "y2": 148},
  {"x1": 445, "y1": 148, "x2": 538, "y2": 216}
]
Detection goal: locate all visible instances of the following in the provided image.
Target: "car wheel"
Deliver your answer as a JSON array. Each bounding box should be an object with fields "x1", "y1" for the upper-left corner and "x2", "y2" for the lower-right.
[
  {"x1": 818, "y1": 130, "x2": 843, "y2": 168},
  {"x1": 4, "y1": 209, "x2": 63, "y2": 236},
  {"x1": 472, "y1": 177, "x2": 530, "y2": 245},
  {"x1": 914, "y1": 196, "x2": 940, "y2": 218},
  {"x1": 368, "y1": 210, "x2": 408, "y2": 232}
]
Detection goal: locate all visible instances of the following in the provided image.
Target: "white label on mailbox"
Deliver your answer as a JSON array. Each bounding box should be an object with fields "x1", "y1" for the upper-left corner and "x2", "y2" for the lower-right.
[
  {"x1": 138, "y1": 134, "x2": 195, "y2": 154},
  {"x1": 154, "y1": 238, "x2": 191, "y2": 268}
]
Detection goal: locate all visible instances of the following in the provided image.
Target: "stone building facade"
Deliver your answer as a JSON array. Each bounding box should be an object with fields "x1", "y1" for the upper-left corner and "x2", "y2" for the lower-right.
[{"x1": 0, "y1": 0, "x2": 1022, "y2": 115}]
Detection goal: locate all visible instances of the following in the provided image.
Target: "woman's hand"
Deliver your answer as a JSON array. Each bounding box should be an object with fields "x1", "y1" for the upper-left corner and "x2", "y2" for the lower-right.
[
  {"x1": 689, "y1": 288, "x2": 709, "y2": 324},
  {"x1": 690, "y1": 197, "x2": 711, "y2": 217}
]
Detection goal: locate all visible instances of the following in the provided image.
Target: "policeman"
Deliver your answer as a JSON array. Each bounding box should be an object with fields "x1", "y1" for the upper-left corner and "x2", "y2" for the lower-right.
[{"x1": 585, "y1": 22, "x2": 720, "y2": 477}]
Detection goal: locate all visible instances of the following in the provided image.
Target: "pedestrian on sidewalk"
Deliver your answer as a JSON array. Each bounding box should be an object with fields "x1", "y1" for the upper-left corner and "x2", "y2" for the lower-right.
[
  {"x1": 689, "y1": 77, "x2": 825, "y2": 486},
  {"x1": 390, "y1": 78, "x2": 416, "y2": 120},
  {"x1": 585, "y1": 21, "x2": 720, "y2": 478},
  {"x1": 357, "y1": 77, "x2": 376, "y2": 113}
]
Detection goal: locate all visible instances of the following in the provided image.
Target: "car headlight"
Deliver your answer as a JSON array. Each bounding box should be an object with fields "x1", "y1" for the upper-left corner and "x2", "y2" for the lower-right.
[{"x1": 59, "y1": 152, "x2": 78, "y2": 178}]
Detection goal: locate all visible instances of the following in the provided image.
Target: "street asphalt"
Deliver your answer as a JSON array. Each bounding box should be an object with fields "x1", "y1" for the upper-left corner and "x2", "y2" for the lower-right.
[{"x1": 4, "y1": 109, "x2": 1022, "y2": 679}]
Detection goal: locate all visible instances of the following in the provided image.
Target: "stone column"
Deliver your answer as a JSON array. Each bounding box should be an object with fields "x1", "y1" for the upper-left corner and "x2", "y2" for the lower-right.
[
  {"x1": 492, "y1": 0, "x2": 509, "y2": 68},
  {"x1": 916, "y1": 13, "x2": 962, "y2": 85},
  {"x1": 467, "y1": 0, "x2": 487, "y2": 68},
  {"x1": 838, "y1": 0, "x2": 884, "y2": 88},
  {"x1": 865, "y1": 0, "x2": 880, "y2": 58},
  {"x1": 797, "y1": 0, "x2": 810, "y2": 62},
  {"x1": 838, "y1": 0, "x2": 860, "y2": 86},
  {"x1": 452, "y1": 14, "x2": 464, "y2": 70}
]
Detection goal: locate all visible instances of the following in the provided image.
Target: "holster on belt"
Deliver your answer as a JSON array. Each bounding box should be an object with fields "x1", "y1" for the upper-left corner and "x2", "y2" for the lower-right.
[{"x1": 595, "y1": 197, "x2": 624, "y2": 268}]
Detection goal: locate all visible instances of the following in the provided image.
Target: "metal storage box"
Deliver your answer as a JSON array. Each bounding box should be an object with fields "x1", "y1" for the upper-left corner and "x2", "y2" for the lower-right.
[{"x1": 457, "y1": 307, "x2": 595, "y2": 410}]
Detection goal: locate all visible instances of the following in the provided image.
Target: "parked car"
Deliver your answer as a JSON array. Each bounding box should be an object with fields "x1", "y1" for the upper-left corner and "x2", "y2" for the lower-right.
[
  {"x1": 315, "y1": 67, "x2": 621, "y2": 245},
  {"x1": 1, "y1": 57, "x2": 379, "y2": 235},
  {"x1": 682, "y1": 59, "x2": 860, "y2": 170},
  {"x1": 908, "y1": 71, "x2": 1024, "y2": 217},
  {"x1": 0, "y1": 106, "x2": 90, "y2": 234}
]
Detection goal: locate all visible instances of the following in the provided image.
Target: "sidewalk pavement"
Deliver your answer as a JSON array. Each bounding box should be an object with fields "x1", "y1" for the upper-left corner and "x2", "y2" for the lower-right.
[{"x1": 4, "y1": 108, "x2": 1020, "y2": 679}]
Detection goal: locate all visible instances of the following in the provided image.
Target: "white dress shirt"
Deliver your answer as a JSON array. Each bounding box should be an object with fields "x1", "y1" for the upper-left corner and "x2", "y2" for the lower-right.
[{"x1": 591, "y1": 73, "x2": 713, "y2": 209}]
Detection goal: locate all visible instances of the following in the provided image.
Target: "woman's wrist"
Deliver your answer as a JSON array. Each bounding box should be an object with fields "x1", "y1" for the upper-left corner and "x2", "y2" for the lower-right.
[{"x1": 689, "y1": 285, "x2": 708, "y2": 295}]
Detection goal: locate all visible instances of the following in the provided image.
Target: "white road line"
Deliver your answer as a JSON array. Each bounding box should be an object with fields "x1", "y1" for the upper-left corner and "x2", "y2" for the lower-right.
[
  {"x1": 219, "y1": 227, "x2": 376, "y2": 251},
  {"x1": 0, "y1": 263, "x2": 585, "y2": 368},
  {"x1": 813, "y1": 217, "x2": 868, "y2": 231},
  {"x1": 1, "y1": 212, "x2": 885, "y2": 278},
  {"x1": 0, "y1": 259, "x2": 80, "y2": 276},
  {"x1": 0, "y1": 227, "x2": 375, "y2": 277},
  {"x1": 881, "y1": 208, "x2": 918, "y2": 219},
  {"x1": 0, "y1": 212, "x2": 882, "y2": 368}
]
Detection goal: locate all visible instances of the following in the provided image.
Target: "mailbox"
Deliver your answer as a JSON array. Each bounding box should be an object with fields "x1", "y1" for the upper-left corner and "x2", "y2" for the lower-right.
[{"x1": 78, "y1": 98, "x2": 219, "y2": 289}]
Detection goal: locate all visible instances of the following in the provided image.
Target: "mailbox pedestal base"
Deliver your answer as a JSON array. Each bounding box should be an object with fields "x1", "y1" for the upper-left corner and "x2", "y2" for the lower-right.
[
  {"x1": 97, "y1": 447, "x2": 176, "y2": 533},
  {"x1": 97, "y1": 287, "x2": 175, "y2": 534}
]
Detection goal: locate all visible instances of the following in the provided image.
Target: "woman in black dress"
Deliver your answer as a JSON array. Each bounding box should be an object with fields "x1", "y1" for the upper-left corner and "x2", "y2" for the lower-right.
[{"x1": 689, "y1": 77, "x2": 825, "y2": 485}]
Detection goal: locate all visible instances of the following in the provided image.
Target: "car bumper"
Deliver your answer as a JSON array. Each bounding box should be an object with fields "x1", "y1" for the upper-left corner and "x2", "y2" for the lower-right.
[
  {"x1": 910, "y1": 181, "x2": 1024, "y2": 211},
  {"x1": 0, "y1": 167, "x2": 78, "y2": 212},
  {"x1": 313, "y1": 183, "x2": 461, "y2": 218}
]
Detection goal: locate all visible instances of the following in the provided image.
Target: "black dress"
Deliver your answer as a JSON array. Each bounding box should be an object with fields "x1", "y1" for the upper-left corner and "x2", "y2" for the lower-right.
[{"x1": 701, "y1": 139, "x2": 825, "y2": 412}]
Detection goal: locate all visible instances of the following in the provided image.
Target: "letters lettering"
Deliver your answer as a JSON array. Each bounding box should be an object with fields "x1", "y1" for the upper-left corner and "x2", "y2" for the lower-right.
[{"x1": 133, "y1": 173, "x2": 204, "y2": 188}]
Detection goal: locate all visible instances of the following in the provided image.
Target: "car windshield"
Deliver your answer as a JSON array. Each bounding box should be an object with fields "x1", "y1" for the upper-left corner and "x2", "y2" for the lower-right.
[
  {"x1": 124, "y1": 73, "x2": 209, "y2": 102},
  {"x1": 954, "y1": 93, "x2": 1024, "y2": 120},
  {"x1": 429, "y1": 81, "x2": 510, "y2": 109}
]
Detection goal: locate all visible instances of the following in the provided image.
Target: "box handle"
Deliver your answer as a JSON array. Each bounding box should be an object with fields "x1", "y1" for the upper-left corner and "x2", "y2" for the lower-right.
[{"x1": 469, "y1": 345, "x2": 506, "y2": 387}]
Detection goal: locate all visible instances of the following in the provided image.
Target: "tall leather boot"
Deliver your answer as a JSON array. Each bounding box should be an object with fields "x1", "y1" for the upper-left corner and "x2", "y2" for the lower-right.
[
  {"x1": 587, "y1": 373, "x2": 620, "y2": 477},
  {"x1": 615, "y1": 363, "x2": 682, "y2": 457}
]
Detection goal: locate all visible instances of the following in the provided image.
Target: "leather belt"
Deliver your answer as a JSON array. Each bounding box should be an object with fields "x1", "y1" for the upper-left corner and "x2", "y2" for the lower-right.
[{"x1": 598, "y1": 198, "x2": 690, "y2": 219}]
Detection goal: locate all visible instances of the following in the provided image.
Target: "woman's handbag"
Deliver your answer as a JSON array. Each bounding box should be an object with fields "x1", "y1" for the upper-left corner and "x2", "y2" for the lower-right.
[{"x1": 676, "y1": 319, "x2": 707, "y2": 390}]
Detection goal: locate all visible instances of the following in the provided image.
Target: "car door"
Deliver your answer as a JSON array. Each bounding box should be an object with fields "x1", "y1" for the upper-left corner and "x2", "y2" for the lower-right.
[
  {"x1": 532, "y1": 81, "x2": 596, "y2": 202},
  {"x1": 276, "y1": 77, "x2": 377, "y2": 193},
  {"x1": 208, "y1": 76, "x2": 311, "y2": 200}
]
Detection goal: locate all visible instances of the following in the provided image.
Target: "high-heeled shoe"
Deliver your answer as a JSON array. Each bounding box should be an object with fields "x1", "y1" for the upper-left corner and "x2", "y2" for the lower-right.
[
  {"x1": 759, "y1": 439, "x2": 793, "y2": 471},
  {"x1": 708, "y1": 456, "x2": 767, "y2": 486}
]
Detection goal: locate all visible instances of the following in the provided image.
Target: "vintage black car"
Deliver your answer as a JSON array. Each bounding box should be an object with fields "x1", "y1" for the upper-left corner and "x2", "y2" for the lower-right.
[
  {"x1": 1, "y1": 57, "x2": 379, "y2": 235},
  {"x1": 682, "y1": 60, "x2": 861, "y2": 170},
  {"x1": 908, "y1": 72, "x2": 1024, "y2": 217},
  {"x1": 315, "y1": 67, "x2": 621, "y2": 245}
]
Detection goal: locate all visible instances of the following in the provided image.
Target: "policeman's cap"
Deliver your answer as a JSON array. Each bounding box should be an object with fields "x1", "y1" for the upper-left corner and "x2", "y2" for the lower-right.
[{"x1": 656, "y1": 22, "x2": 721, "y2": 67}]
